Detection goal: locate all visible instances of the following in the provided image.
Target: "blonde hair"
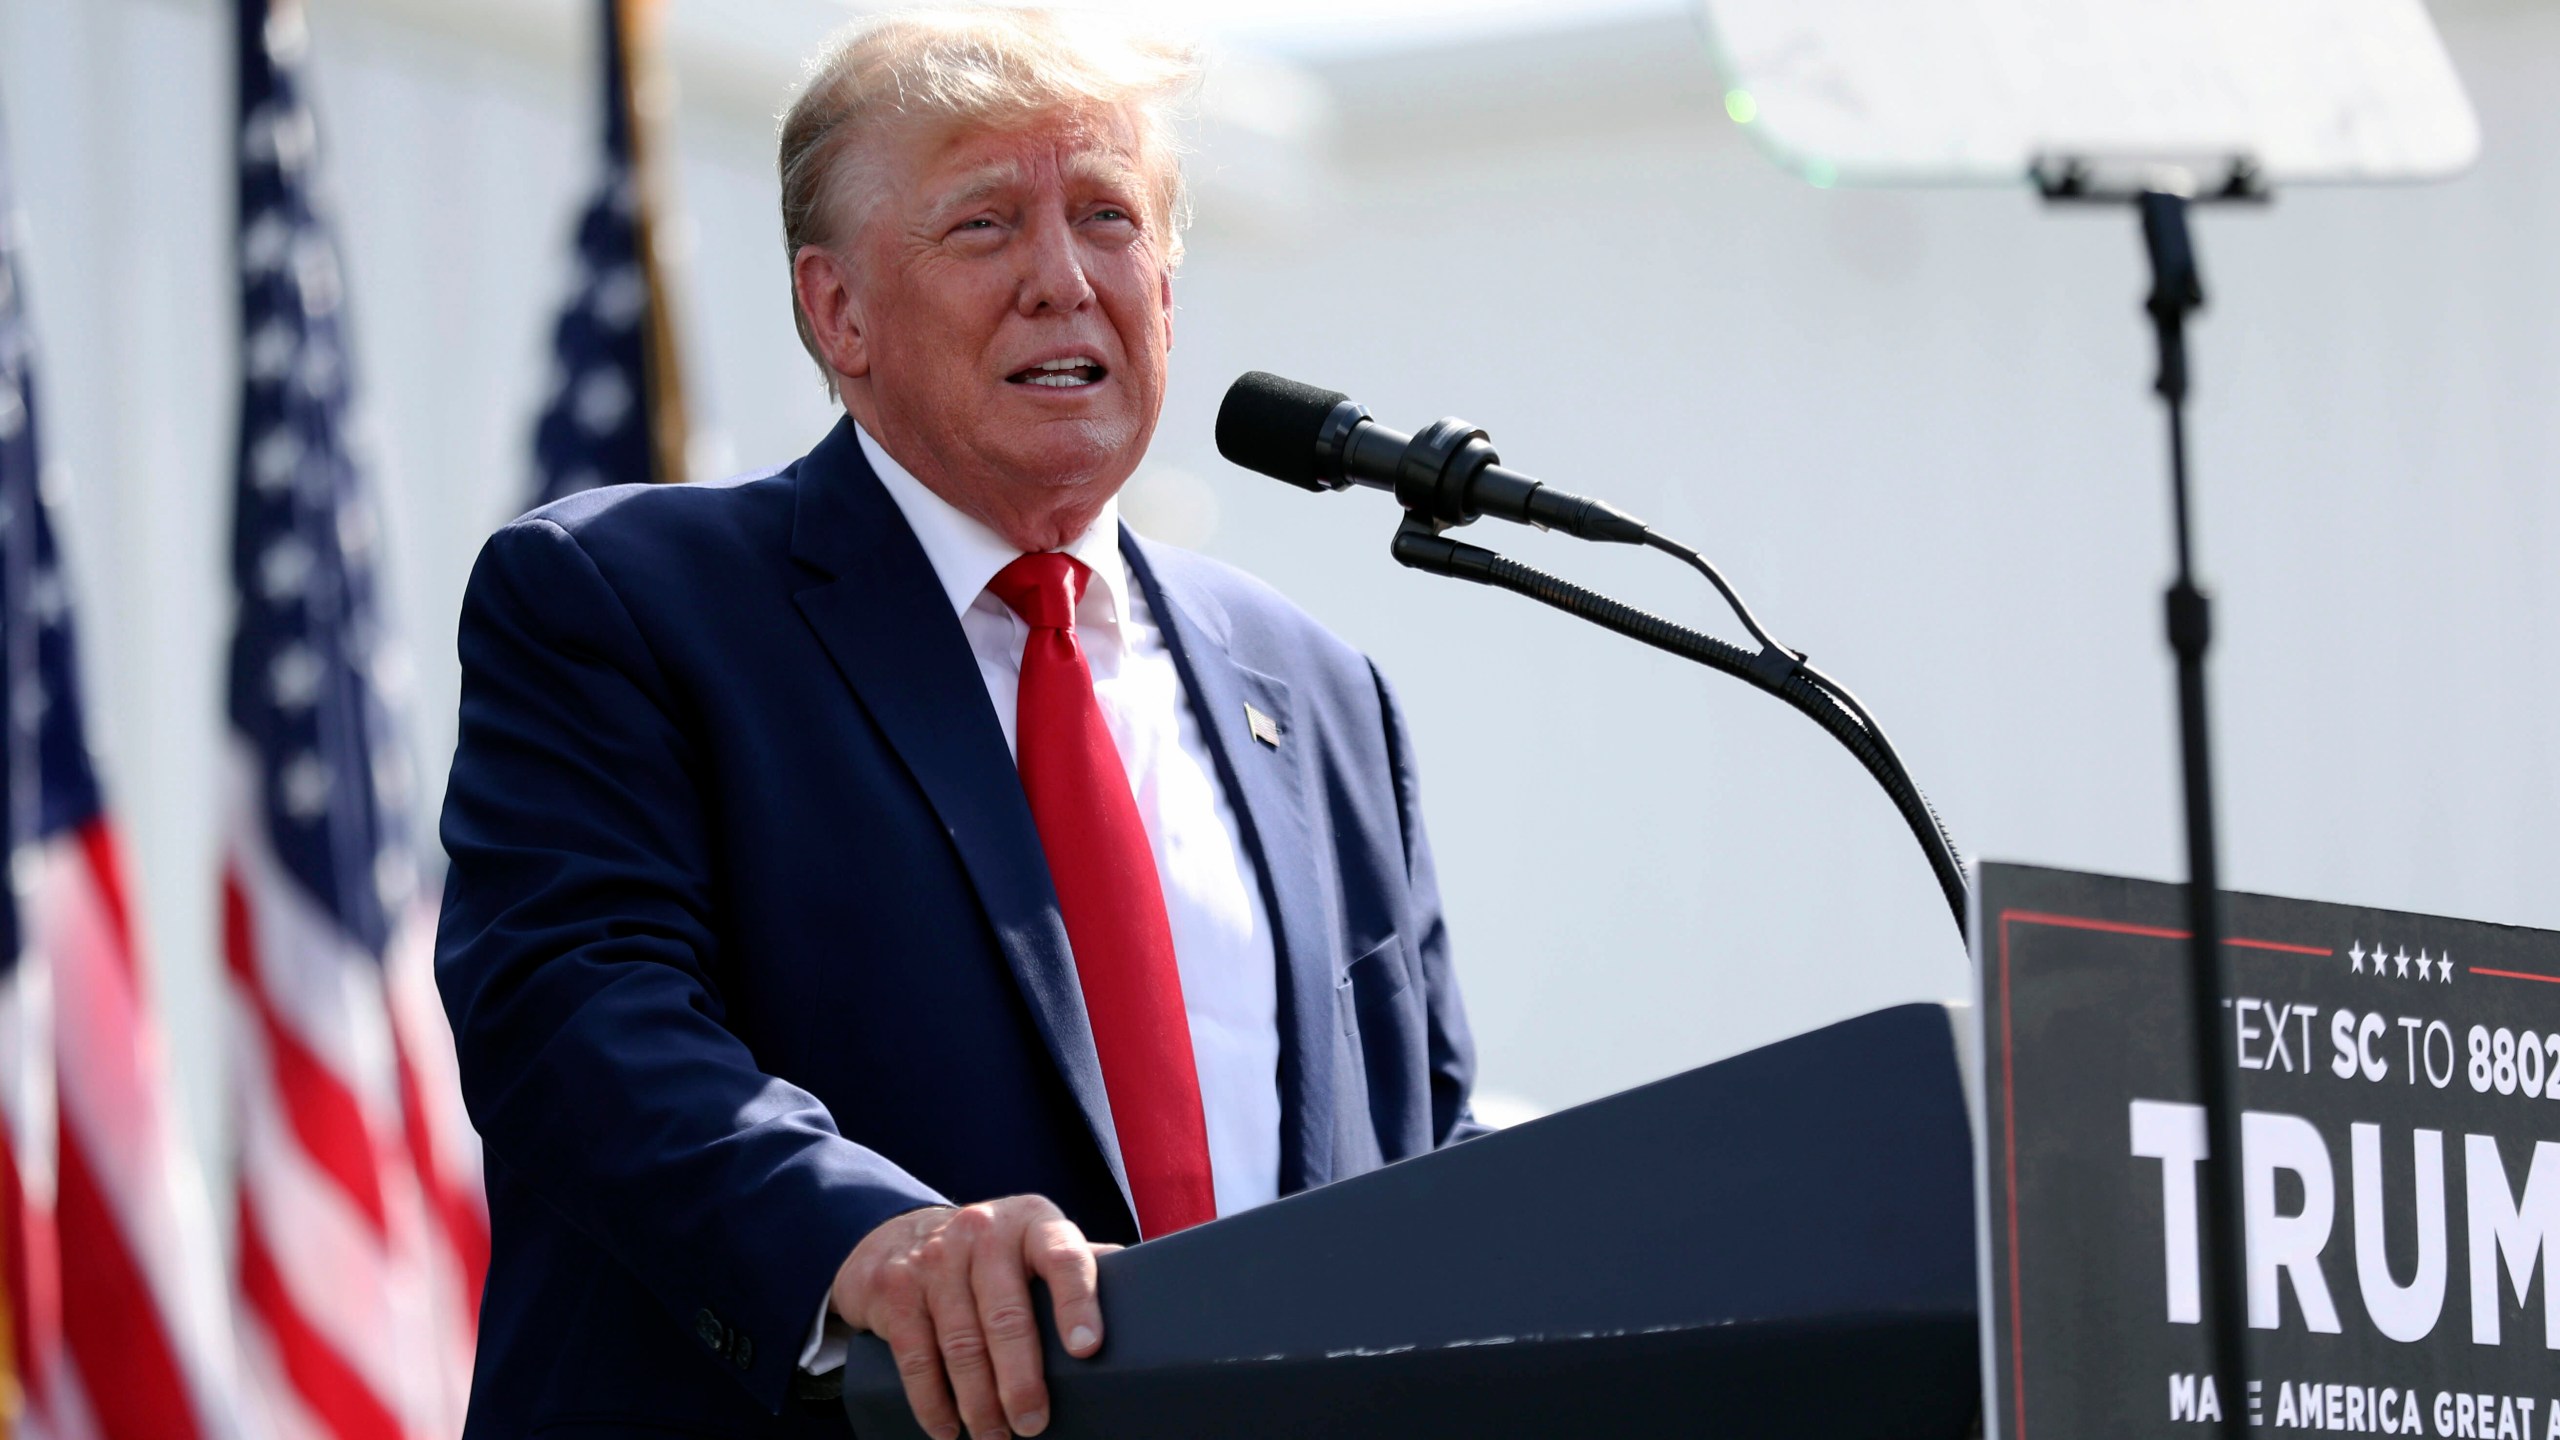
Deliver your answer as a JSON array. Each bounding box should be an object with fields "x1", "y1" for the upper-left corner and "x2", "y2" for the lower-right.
[{"x1": 778, "y1": 7, "x2": 1200, "y2": 394}]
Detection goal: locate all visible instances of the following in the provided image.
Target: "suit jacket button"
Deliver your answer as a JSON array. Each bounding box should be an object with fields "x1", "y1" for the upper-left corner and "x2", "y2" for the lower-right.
[
  {"x1": 694, "y1": 1309, "x2": 723, "y2": 1351},
  {"x1": 732, "y1": 1334, "x2": 755, "y2": 1370}
]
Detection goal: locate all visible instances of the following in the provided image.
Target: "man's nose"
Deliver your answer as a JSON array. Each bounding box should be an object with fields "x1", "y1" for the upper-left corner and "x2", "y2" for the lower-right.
[{"x1": 1014, "y1": 211, "x2": 1095, "y2": 316}]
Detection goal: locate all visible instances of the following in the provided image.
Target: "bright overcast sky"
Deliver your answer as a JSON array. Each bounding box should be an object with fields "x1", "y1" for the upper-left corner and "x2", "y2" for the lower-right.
[{"x1": 1023, "y1": 0, "x2": 1689, "y2": 59}]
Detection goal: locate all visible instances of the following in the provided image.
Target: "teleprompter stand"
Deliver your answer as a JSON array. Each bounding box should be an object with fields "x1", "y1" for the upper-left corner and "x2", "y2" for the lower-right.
[
  {"x1": 840, "y1": 1004, "x2": 1979, "y2": 1438},
  {"x1": 2035, "y1": 154, "x2": 2269, "y2": 1440}
]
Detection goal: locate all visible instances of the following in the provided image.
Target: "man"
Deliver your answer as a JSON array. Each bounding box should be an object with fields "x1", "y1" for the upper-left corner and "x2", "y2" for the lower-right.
[{"x1": 436, "y1": 10, "x2": 1482, "y2": 1439}]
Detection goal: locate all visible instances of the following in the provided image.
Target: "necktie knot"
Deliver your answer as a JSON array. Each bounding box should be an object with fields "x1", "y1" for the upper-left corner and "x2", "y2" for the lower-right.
[{"x1": 989, "y1": 551, "x2": 1089, "y2": 632}]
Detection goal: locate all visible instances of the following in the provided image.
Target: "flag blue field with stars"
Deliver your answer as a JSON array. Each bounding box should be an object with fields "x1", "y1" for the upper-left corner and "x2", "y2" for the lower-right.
[
  {"x1": 0, "y1": 112, "x2": 105, "y2": 990},
  {"x1": 531, "y1": 0, "x2": 667, "y2": 508},
  {"x1": 227, "y1": 0, "x2": 412, "y2": 958}
]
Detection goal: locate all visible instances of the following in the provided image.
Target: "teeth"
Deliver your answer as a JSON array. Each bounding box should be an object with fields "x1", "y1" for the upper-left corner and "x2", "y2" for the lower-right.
[
  {"x1": 1025, "y1": 373, "x2": 1091, "y2": 387},
  {"x1": 1034, "y1": 356, "x2": 1099, "y2": 371}
]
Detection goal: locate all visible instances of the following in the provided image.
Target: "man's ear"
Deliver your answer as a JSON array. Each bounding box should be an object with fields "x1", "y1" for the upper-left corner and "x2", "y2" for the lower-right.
[{"x1": 793, "y1": 244, "x2": 870, "y2": 382}]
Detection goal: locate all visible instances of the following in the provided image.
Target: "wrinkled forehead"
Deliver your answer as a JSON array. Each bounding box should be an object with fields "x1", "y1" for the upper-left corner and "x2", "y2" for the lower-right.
[{"x1": 883, "y1": 103, "x2": 1155, "y2": 216}]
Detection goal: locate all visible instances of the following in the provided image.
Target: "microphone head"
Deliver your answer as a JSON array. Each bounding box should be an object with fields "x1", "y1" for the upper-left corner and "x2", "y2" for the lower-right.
[{"x1": 1217, "y1": 371, "x2": 1351, "y2": 491}]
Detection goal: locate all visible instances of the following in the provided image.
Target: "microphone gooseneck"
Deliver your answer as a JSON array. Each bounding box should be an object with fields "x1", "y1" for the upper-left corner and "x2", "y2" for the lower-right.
[{"x1": 1219, "y1": 371, "x2": 1971, "y2": 939}]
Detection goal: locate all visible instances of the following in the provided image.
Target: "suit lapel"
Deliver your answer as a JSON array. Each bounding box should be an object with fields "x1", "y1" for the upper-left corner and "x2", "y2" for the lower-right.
[
  {"x1": 786, "y1": 421, "x2": 1135, "y2": 1228},
  {"x1": 1122, "y1": 532, "x2": 1340, "y2": 1196}
]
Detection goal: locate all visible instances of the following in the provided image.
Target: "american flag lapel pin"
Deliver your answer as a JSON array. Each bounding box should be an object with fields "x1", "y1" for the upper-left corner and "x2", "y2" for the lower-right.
[{"x1": 1244, "y1": 703, "x2": 1281, "y2": 749}]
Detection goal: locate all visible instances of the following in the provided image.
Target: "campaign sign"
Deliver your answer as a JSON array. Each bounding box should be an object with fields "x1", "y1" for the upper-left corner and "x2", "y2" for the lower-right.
[{"x1": 1976, "y1": 863, "x2": 2560, "y2": 1440}]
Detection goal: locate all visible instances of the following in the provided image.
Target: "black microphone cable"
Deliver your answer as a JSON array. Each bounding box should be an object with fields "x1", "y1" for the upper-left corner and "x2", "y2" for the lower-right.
[{"x1": 1392, "y1": 518, "x2": 1968, "y2": 936}]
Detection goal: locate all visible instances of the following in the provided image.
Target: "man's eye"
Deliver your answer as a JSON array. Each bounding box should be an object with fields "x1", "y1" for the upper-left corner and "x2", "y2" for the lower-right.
[
  {"x1": 1092, "y1": 208, "x2": 1130, "y2": 222},
  {"x1": 960, "y1": 218, "x2": 997, "y2": 230}
]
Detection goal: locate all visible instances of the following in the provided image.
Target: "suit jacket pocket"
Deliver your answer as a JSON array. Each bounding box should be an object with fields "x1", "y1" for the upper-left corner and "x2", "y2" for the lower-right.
[
  {"x1": 1335, "y1": 934, "x2": 1430, "y2": 1165},
  {"x1": 1335, "y1": 933, "x2": 1411, "y2": 1038}
]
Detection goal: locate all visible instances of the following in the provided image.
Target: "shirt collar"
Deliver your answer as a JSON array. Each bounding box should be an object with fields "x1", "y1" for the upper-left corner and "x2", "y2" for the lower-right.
[{"x1": 856, "y1": 421, "x2": 1128, "y2": 628}]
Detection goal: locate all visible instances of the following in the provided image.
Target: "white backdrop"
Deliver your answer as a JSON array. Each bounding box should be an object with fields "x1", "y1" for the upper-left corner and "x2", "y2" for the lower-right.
[{"x1": 4, "y1": 0, "x2": 2557, "y2": 1196}]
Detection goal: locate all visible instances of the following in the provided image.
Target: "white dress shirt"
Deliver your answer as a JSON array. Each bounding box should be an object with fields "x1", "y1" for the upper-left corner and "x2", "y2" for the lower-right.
[{"x1": 804, "y1": 426, "x2": 1282, "y2": 1371}]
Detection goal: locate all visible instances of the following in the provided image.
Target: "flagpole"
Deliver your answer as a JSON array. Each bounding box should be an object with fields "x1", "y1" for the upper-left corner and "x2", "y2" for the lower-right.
[{"x1": 618, "y1": 0, "x2": 691, "y2": 486}]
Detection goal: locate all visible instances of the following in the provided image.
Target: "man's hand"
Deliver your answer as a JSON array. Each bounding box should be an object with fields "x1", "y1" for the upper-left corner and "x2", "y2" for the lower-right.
[{"x1": 831, "y1": 1196, "x2": 1110, "y2": 1440}]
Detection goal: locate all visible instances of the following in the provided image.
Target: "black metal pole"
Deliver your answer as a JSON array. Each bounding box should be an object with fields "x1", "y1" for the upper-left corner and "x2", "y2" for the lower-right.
[{"x1": 2141, "y1": 190, "x2": 2251, "y2": 1440}]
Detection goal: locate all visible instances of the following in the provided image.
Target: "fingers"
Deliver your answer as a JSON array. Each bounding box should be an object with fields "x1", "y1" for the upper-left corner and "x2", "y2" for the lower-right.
[
  {"x1": 1025, "y1": 1211, "x2": 1105, "y2": 1359},
  {"x1": 972, "y1": 1220, "x2": 1052, "y2": 1436},
  {"x1": 923, "y1": 1208, "x2": 1011, "y2": 1440},
  {"x1": 838, "y1": 1197, "x2": 1102, "y2": 1440},
  {"x1": 872, "y1": 1261, "x2": 962, "y2": 1440}
]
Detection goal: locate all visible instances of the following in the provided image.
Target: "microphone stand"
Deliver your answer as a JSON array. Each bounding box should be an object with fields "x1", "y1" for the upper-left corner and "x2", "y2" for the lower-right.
[
  {"x1": 2036, "y1": 155, "x2": 2268, "y2": 1440},
  {"x1": 1389, "y1": 512, "x2": 1970, "y2": 937}
]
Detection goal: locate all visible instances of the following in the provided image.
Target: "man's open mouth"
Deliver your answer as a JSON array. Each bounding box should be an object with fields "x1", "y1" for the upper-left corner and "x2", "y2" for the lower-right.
[{"x1": 1006, "y1": 356, "x2": 1108, "y2": 388}]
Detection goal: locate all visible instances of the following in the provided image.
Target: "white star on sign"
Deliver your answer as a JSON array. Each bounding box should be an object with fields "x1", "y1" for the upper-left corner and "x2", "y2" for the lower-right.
[
  {"x1": 2439, "y1": 955, "x2": 2453, "y2": 982},
  {"x1": 2393, "y1": 948, "x2": 2410, "y2": 978},
  {"x1": 2349, "y1": 941, "x2": 2366, "y2": 973}
]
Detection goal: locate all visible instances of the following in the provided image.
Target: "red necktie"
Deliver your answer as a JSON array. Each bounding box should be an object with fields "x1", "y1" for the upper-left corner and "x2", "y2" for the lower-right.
[{"x1": 988, "y1": 552, "x2": 1216, "y2": 1238}]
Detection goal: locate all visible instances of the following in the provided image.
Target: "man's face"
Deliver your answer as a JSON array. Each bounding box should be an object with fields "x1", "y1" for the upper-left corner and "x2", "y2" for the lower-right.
[{"x1": 832, "y1": 104, "x2": 1173, "y2": 521}]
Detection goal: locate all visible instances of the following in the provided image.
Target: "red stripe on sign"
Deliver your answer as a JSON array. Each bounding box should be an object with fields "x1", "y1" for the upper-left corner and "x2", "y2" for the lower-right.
[
  {"x1": 2227, "y1": 937, "x2": 2333, "y2": 956},
  {"x1": 2001, "y1": 909, "x2": 2187, "y2": 942},
  {"x1": 224, "y1": 868, "x2": 389, "y2": 1234},
  {"x1": 1992, "y1": 903, "x2": 2336, "y2": 1440},
  {"x1": 1999, "y1": 909, "x2": 2332, "y2": 956},
  {"x1": 1997, "y1": 915, "x2": 2027, "y2": 1440},
  {"x1": 237, "y1": 1195, "x2": 404, "y2": 1440},
  {"x1": 2470, "y1": 966, "x2": 2560, "y2": 985},
  {"x1": 59, "y1": 1126, "x2": 203, "y2": 1440}
]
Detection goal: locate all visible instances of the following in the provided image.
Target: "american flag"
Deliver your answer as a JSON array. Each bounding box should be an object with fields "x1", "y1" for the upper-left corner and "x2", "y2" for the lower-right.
[
  {"x1": 223, "y1": 3, "x2": 484, "y2": 1437},
  {"x1": 1, "y1": 108, "x2": 245, "y2": 1440},
  {"x1": 531, "y1": 0, "x2": 686, "y2": 506}
]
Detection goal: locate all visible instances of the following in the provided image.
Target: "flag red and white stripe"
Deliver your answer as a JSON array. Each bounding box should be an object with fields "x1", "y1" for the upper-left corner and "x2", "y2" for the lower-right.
[
  {"x1": 49, "y1": 824, "x2": 247, "y2": 1440},
  {"x1": 224, "y1": 792, "x2": 480, "y2": 1440},
  {"x1": 223, "y1": 3, "x2": 484, "y2": 1435},
  {"x1": 6, "y1": 85, "x2": 252, "y2": 1440}
]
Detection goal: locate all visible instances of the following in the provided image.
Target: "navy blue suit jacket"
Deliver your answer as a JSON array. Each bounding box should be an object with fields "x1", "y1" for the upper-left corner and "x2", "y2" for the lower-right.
[{"x1": 435, "y1": 418, "x2": 1482, "y2": 1436}]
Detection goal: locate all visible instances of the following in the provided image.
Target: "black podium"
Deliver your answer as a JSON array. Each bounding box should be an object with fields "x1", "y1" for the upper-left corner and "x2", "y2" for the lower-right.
[{"x1": 840, "y1": 1003, "x2": 1980, "y2": 1438}]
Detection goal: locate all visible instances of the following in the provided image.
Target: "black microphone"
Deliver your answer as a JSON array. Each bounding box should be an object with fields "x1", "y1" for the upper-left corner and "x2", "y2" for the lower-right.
[{"x1": 1214, "y1": 371, "x2": 1650, "y2": 545}]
